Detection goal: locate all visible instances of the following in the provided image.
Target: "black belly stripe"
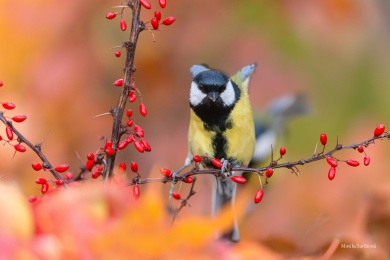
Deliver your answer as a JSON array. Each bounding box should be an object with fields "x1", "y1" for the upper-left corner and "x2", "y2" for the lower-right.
[{"x1": 212, "y1": 132, "x2": 227, "y2": 160}]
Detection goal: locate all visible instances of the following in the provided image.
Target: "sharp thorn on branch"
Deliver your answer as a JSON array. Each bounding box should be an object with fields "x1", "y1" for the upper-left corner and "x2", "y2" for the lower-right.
[{"x1": 92, "y1": 112, "x2": 112, "y2": 119}]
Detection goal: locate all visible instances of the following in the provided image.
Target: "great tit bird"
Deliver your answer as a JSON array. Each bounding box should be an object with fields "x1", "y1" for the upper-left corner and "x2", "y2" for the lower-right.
[
  {"x1": 183, "y1": 64, "x2": 256, "y2": 242},
  {"x1": 250, "y1": 94, "x2": 310, "y2": 167}
]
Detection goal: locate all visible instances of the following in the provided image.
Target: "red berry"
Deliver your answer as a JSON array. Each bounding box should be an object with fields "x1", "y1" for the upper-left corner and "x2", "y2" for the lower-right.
[
  {"x1": 265, "y1": 168, "x2": 274, "y2": 178},
  {"x1": 326, "y1": 157, "x2": 338, "y2": 167},
  {"x1": 105, "y1": 141, "x2": 113, "y2": 149},
  {"x1": 35, "y1": 177, "x2": 47, "y2": 184},
  {"x1": 231, "y1": 176, "x2": 246, "y2": 184},
  {"x1": 141, "y1": 138, "x2": 151, "y2": 152},
  {"x1": 159, "y1": 0, "x2": 166, "y2": 8},
  {"x1": 87, "y1": 153, "x2": 95, "y2": 160},
  {"x1": 105, "y1": 146, "x2": 115, "y2": 155},
  {"x1": 154, "y1": 11, "x2": 162, "y2": 20},
  {"x1": 364, "y1": 155, "x2": 370, "y2": 166},
  {"x1": 357, "y1": 145, "x2": 364, "y2": 153},
  {"x1": 129, "y1": 91, "x2": 137, "y2": 102},
  {"x1": 254, "y1": 189, "x2": 264, "y2": 204},
  {"x1": 328, "y1": 166, "x2": 336, "y2": 181},
  {"x1": 118, "y1": 162, "x2": 127, "y2": 171},
  {"x1": 118, "y1": 139, "x2": 129, "y2": 150},
  {"x1": 374, "y1": 124, "x2": 385, "y2": 137},
  {"x1": 55, "y1": 180, "x2": 64, "y2": 186},
  {"x1": 212, "y1": 158, "x2": 222, "y2": 169},
  {"x1": 133, "y1": 185, "x2": 141, "y2": 200},
  {"x1": 120, "y1": 19, "x2": 127, "y2": 31},
  {"x1": 126, "y1": 109, "x2": 133, "y2": 117},
  {"x1": 14, "y1": 143, "x2": 26, "y2": 152},
  {"x1": 65, "y1": 172, "x2": 73, "y2": 180},
  {"x1": 0, "y1": 81, "x2": 3, "y2": 87},
  {"x1": 134, "y1": 141, "x2": 145, "y2": 153},
  {"x1": 162, "y1": 17, "x2": 175, "y2": 25},
  {"x1": 160, "y1": 168, "x2": 172, "y2": 177},
  {"x1": 41, "y1": 183, "x2": 49, "y2": 194},
  {"x1": 193, "y1": 155, "x2": 202, "y2": 163},
  {"x1": 346, "y1": 159, "x2": 360, "y2": 167},
  {"x1": 28, "y1": 196, "x2": 37, "y2": 203},
  {"x1": 106, "y1": 12, "x2": 117, "y2": 20},
  {"x1": 151, "y1": 17, "x2": 159, "y2": 30},
  {"x1": 139, "y1": 103, "x2": 147, "y2": 117},
  {"x1": 115, "y1": 51, "x2": 121, "y2": 57},
  {"x1": 85, "y1": 159, "x2": 94, "y2": 171},
  {"x1": 2, "y1": 102, "x2": 15, "y2": 110},
  {"x1": 32, "y1": 162, "x2": 43, "y2": 171},
  {"x1": 130, "y1": 162, "x2": 138, "y2": 173},
  {"x1": 184, "y1": 176, "x2": 193, "y2": 183},
  {"x1": 126, "y1": 119, "x2": 134, "y2": 127},
  {"x1": 172, "y1": 192, "x2": 181, "y2": 200},
  {"x1": 126, "y1": 135, "x2": 135, "y2": 143},
  {"x1": 279, "y1": 147, "x2": 286, "y2": 156},
  {"x1": 91, "y1": 170, "x2": 100, "y2": 179},
  {"x1": 140, "y1": 0, "x2": 152, "y2": 9},
  {"x1": 11, "y1": 115, "x2": 27, "y2": 123},
  {"x1": 134, "y1": 125, "x2": 144, "y2": 137},
  {"x1": 5, "y1": 126, "x2": 13, "y2": 140},
  {"x1": 320, "y1": 133, "x2": 327, "y2": 146},
  {"x1": 55, "y1": 164, "x2": 69, "y2": 173},
  {"x1": 113, "y1": 78, "x2": 123, "y2": 87}
]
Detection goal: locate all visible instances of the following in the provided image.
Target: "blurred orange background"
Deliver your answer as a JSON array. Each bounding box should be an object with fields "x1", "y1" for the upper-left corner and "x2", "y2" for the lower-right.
[{"x1": 1, "y1": 0, "x2": 390, "y2": 258}]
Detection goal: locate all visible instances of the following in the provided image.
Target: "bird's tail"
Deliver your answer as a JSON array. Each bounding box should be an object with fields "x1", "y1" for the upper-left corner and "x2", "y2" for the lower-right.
[
  {"x1": 267, "y1": 94, "x2": 310, "y2": 128},
  {"x1": 212, "y1": 176, "x2": 239, "y2": 242}
]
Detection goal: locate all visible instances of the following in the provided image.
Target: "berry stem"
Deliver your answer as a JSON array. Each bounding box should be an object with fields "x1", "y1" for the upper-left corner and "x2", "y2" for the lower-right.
[
  {"x1": 105, "y1": 0, "x2": 145, "y2": 180},
  {"x1": 171, "y1": 177, "x2": 197, "y2": 224}
]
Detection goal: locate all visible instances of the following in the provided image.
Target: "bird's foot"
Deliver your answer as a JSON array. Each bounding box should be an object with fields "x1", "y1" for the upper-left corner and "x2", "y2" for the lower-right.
[{"x1": 220, "y1": 158, "x2": 232, "y2": 178}]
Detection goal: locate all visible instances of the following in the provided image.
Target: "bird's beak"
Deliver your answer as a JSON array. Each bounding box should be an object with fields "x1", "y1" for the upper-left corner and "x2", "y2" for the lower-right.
[{"x1": 207, "y1": 91, "x2": 219, "y2": 102}]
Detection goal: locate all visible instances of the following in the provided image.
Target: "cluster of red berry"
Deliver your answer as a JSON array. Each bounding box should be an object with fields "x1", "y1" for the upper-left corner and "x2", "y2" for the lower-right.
[
  {"x1": 0, "y1": 99, "x2": 27, "y2": 152},
  {"x1": 105, "y1": 0, "x2": 175, "y2": 33},
  {"x1": 0, "y1": 81, "x2": 72, "y2": 198},
  {"x1": 228, "y1": 147, "x2": 287, "y2": 204},
  {"x1": 320, "y1": 123, "x2": 385, "y2": 181},
  {"x1": 0, "y1": 0, "x2": 179, "y2": 202},
  {"x1": 160, "y1": 147, "x2": 288, "y2": 205}
]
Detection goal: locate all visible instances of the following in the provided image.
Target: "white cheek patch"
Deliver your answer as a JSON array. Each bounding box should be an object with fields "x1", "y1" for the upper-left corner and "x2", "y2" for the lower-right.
[
  {"x1": 219, "y1": 80, "x2": 235, "y2": 106},
  {"x1": 189, "y1": 81, "x2": 206, "y2": 106}
]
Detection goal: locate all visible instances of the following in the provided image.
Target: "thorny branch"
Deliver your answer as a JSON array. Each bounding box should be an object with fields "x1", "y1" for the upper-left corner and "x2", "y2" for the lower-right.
[
  {"x1": 104, "y1": 0, "x2": 145, "y2": 179},
  {"x1": 0, "y1": 111, "x2": 66, "y2": 184},
  {"x1": 129, "y1": 132, "x2": 390, "y2": 186}
]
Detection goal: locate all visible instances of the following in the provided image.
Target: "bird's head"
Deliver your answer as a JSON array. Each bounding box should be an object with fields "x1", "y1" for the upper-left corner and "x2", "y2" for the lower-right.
[{"x1": 189, "y1": 66, "x2": 239, "y2": 110}]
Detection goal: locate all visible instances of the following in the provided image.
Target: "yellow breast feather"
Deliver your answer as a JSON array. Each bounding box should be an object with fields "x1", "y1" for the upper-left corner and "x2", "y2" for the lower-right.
[
  {"x1": 225, "y1": 86, "x2": 255, "y2": 166},
  {"x1": 188, "y1": 109, "x2": 215, "y2": 158}
]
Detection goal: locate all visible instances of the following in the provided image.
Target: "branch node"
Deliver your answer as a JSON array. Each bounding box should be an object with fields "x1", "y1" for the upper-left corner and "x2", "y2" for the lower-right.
[
  {"x1": 34, "y1": 144, "x2": 42, "y2": 151},
  {"x1": 123, "y1": 40, "x2": 134, "y2": 50},
  {"x1": 270, "y1": 160, "x2": 278, "y2": 167}
]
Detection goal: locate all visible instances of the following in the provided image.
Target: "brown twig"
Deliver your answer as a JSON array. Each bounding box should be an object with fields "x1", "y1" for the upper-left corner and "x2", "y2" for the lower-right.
[{"x1": 104, "y1": 0, "x2": 145, "y2": 179}]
